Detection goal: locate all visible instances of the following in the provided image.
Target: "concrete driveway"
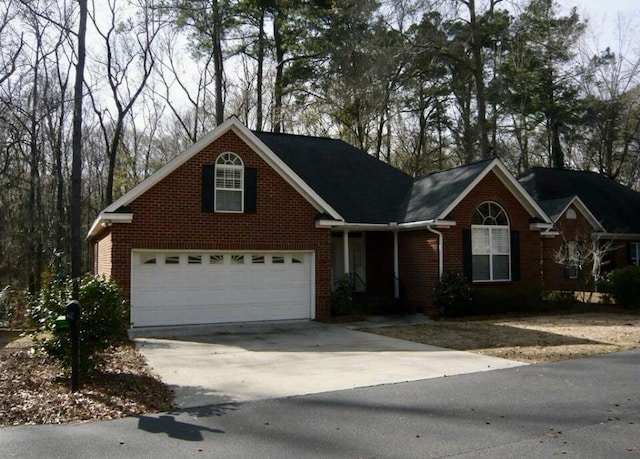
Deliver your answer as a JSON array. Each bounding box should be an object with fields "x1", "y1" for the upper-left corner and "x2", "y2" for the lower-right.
[{"x1": 134, "y1": 316, "x2": 526, "y2": 408}]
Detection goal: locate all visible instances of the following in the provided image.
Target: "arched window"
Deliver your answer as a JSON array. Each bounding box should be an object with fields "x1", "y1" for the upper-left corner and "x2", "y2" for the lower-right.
[
  {"x1": 215, "y1": 152, "x2": 243, "y2": 212},
  {"x1": 471, "y1": 202, "x2": 510, "y2": 281}
]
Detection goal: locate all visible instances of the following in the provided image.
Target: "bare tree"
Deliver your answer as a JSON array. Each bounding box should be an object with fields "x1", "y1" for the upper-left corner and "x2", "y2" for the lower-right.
[
  {"x1": 153, "y1": 27, "x2": 217, "y2": 145},
  {"x1": 88, "y1": 0, "x2": 162, "y2": 206},
  {"x1": 70, "y1": 0, "x2": 88, "y2": 282},
  {"x1": 553, "y1": 232, "x2": 617, "y2": 297}
]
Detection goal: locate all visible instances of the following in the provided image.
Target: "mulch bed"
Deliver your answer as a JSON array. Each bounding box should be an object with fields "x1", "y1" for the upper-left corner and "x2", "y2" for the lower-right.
[{"x1": 0, "y1": 342, "x2": 174, "y2": 426}]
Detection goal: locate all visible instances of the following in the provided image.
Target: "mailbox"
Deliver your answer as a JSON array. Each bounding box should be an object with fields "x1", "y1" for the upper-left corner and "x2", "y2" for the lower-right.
[
  {"x1": 66, "y1": 300, "x2": 81, "y2": 322},
  {"x1": 54, "y1": 315, "x2": 70, "y2": 332}
]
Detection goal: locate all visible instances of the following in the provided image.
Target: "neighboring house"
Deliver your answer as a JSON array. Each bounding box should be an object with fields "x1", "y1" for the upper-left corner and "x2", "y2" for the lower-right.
[
  {"x1": 520, "y1": 168, "x2": 640, "y2": 291},
  {"x1": 93, "y1": 117, "x2": 638, "y2": 328}
]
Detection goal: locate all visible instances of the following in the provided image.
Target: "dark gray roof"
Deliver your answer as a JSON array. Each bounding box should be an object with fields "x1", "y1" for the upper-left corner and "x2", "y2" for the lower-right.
[
  {"x1": 253, "y1": 131, "x2": 413, "y2": 224},
  {"x1": 520, "y1": 168, "x2": 640, "y2": 233},
  {"x1": 398, "y1": 159, "x2": 494, "y2": 223},
  {"x1": 537, "y1": 196, "x2": 575, "y2": 222}
]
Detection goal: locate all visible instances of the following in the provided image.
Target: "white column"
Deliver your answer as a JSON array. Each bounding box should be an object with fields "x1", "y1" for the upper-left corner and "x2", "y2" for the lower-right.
[
  {"x1": 393, "y1": 230, "x2": 399, "y2": 299},
  {"x1": 343, "y1": 230, "x2": 350, "y2": 276}
]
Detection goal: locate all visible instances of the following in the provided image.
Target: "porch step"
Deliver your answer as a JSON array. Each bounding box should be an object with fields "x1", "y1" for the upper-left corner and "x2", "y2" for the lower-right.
[{"x1": 352, "y1": 294, "x2": 406, "y2": 315}]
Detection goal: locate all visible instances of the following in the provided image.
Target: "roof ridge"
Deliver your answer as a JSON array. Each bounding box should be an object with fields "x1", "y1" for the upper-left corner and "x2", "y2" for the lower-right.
[
  {"x1": 413, "y1": 158, "x2": 495, "y2": 182},
  {"x1": 252, "y1": 130, "x2": 342, "y2": 143}
]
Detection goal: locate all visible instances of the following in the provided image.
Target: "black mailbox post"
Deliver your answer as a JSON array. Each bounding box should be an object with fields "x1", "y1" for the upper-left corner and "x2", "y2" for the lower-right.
[{"x1": 66, "y1": 300, "x2": 81, "y2": 391}]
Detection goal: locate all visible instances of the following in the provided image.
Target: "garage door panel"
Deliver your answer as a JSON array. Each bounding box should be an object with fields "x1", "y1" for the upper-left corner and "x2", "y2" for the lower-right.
[{"x1": 131, "y1": 251, "x2": 313, "y2": 327}]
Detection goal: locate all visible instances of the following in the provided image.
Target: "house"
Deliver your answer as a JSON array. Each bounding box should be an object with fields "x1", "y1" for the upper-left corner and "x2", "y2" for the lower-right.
[
  {"x1": 520, "y1": 167, "x2": 640, "y2": 290},
  {"x1": 89, "y1": 117, "x2": 589, "y2": 328}
]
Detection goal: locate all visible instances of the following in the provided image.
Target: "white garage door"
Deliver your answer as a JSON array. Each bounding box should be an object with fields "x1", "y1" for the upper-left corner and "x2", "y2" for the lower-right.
[{"x1": 130, "y1": 251, "x2": 314, "y2": 327}]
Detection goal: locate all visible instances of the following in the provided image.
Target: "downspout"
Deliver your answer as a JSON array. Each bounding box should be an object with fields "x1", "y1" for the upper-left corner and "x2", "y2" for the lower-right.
[
  {"x1": 426, "y1": 224, "x2": 444, "y2": 280},
  {"x1": 393, "y1": 229, "x2": 399, "y2": 299}
]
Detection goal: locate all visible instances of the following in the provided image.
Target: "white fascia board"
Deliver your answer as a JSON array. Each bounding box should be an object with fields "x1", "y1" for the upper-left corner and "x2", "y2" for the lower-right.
[
  {"x1": 530, "y1": 222, "x2": 554, "y2": 231},
  {"x1": 436, "y1": 158, "x2": 553, "y2": 225},
  {"x1": 89, "y1": 117, "x2": 343, "y2": 238},
  {"x1": 326, "y1": 223, "x2": 392, "y2": 231},
  {"x1": 594, "y1": 232, "x2": 640, "y2": 240},
  {"x1": 398, "y1": 220, "x2": 456, "y2": 229},
  {"x1": 552, "y1": 196, "x2": 605, "y2": 232},
  {"x1": 87, "y1": 212, "x2": 133, "y2": 239},
  {"x1": 541, "y1": 230, "x2": 560, "y2": 238},
  {"x1": 315, "y1": 219, "x2": 345, "y2": 228}
]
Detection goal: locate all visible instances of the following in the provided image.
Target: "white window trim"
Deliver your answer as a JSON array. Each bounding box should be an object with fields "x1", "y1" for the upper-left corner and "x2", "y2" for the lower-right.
[
  {"x1": 471, "y1": 202, "x2": 511, "y2": 283},
  {"x1": 215, "y1": 152, "x2": 244, "y2": 213},
  {"x1": 632, "y1": 242, "x2": 640, "y2": 266}
]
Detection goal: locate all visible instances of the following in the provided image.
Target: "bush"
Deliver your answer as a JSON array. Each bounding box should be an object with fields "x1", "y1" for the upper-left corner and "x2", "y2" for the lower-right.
[
  {"x1": 434, "y1": 271, "x2": 472, "y2": 318},
  {"x1": 330, "y1": 275, "x2": 354, "y2": 316},
  {"x1": 605, "y1": 266, "x2": 640, "y2": 309},
  {"x1": 30, "y1": 274, "x2": 128, "y2": 374}
]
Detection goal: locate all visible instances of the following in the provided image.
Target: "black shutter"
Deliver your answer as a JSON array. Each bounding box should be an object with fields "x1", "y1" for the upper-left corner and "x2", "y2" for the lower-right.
[
  {"x1": 510, "y1": 230, "x2": 520, "y2": 281},
  {"x1": 629, "y1": 242, "x2": 634, "y2": 265},
  {"x1": 202, "y1": 164, "x2": 215, "y2": 212},
  {"x1": 462, "y1": 229, "x2": 472, "y2": 281},
  {"x1": 244, "y1": 167, "x2": 257, "y2": 213}
]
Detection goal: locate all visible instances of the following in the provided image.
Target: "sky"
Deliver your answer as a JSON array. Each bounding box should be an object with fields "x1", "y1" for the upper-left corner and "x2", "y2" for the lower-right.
[{"x1": 558, "y1": 0, "x2": 640, "y2": 50}]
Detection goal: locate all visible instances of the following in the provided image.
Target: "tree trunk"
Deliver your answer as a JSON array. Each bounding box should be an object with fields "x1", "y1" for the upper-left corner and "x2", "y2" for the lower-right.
[
  {"x1": 70, "y1": 0, "x2": 88, "y2": 281},
  {"x1": 256, "y1": 7, "x2": 265, "y2": 131},
  {"x1": 212, "y1": 0, "x2": 224, "y2": 125},
  {"x1": 467, "y1": 0, "x2": 492, "y2": 159}
]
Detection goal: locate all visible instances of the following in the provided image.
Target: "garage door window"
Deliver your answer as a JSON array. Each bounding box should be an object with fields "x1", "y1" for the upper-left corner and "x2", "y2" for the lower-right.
[
  {"x1": 210, "y1": 254, "x2": 224, "y2": 264},
  {"x1": 188, "y1": 255, "x2": 202, "y2": 264},
  {"x1": 215, "y1": 153, "x2": 243, "y2": 213},
  {"x1": 231, "y1": 255, "x2": 245, "y2": 264},
  {"x1": 143, "y1": 255, "x2": 156, "y2": 264},
  {"x1": 165, "y1": 255, "x2": 180, "y2": 264}
]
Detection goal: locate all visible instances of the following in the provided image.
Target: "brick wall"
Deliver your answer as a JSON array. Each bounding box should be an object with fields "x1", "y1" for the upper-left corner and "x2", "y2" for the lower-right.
[
  {"x1": 94, "y1": 231, "x2": 113, "y2": 277},
  {"x1": 398, "y1": 230, "x2": 439, "y2": 312},
  {"x1": 91, "y1": 130, "x2": 332, "y2": 319}
]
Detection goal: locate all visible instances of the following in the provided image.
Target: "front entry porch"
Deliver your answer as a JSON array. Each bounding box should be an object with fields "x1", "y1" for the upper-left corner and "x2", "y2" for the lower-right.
[{"x1": 330, "y1": 230, "x2": 402, "y2": 313}]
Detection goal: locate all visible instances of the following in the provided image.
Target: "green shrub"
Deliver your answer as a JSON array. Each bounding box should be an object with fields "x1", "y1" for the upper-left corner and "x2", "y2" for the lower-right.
[
  {"x1": 434, "y1": 271, "x2": 472, "y2": 318},
  {"x1": 330, "y1": 275, "x2": 354, "y2": 316},
  {"x1": 605, "y1": 266, "x2": 640, "y2": 309},
  {"x1": 30, "y1": 274, "x2": 128, "y2": 374}
]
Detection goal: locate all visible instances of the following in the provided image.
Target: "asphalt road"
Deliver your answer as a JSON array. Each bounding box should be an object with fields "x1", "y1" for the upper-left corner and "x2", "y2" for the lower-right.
[{"x1": 1, "y1": 349, "x2": 638, "y2": 458}]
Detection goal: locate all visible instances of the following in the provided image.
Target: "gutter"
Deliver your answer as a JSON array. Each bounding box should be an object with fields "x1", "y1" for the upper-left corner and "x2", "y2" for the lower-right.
[{"x1": 87, "y1": 212, "x2": 134, "y2": 239}]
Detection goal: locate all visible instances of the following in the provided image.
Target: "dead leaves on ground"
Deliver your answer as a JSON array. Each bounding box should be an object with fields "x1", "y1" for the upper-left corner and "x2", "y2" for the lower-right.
[{"x1": 0, "y1": 343, "x2": 174, "y2": 427}]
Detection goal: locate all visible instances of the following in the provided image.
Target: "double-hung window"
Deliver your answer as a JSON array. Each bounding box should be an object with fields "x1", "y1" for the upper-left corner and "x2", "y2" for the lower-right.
[
  {"x1": 565, "y1": 241, "x2": 581, "y2": 279},
  {"x1": 471, "y1": 202, "x2": 511, "y2": 282},
  {"x1": 215, "y1": 153, "x2": 243, "y2": 212}
]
